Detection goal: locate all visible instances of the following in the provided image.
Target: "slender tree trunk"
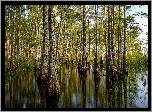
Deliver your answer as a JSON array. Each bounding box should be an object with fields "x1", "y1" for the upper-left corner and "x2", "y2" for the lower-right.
[
  {"x1": 56, "y1": 23, "x2": 59, "y2": 64},
  {"x1": 16, "y1": 6, "x2": 21, "y2": 61},
  {"x1": 103, "y1": 5, "x2": 108, "y2": 74},
  {"x1": 120, "y1": 30, "x2": 122, "y2": 70},
  {"x1": 14, "y1": 6, "x2": 17, "y2": 60},
  {"x1": 5, "y1": 5, "x2": 11, "y2": 61},
  {"x1": 63, "y1": 24, "x2": 66, "y2": 63},
  {"x1": 40, "y1": 5, "x2": 48, "y2": 75},
  {"x1": 58, "y1": 9, "x2": 63, "y2": 62},
  {"x1": 112, "y1": 5, "x2": 115, "y2": 67},
  {"x1": 110, "y1": 5, "x2": 114, "y2": 68},
  {"x1": 48, "y1": 5, "x2": 54, "y2": 78},
  {"x1": 13, "y1": 6, "x2": 15, "y2": 65},
  {"x1": 81, "y1": 30, "x2": 83, "y2": 61},
  {"x1": 76, "y1": 31, "x2": 79, "y2": 62},
  {"x1": 107, "y1": 5, "x2": 111, "y2": 72},
  {"x1": 123, "y1": 5, "x2": 126, "y2": 72},
  {"x1": 117, "y1": 5, "x2": 121, "y2": 74},
  {"x1": 35, "y1": 6, "x2": 40, "y2": 70},
  {"x1": 88, "y1": 20, "x2": 90, "y2": 62},
  {"x1": 10, "y1": 6, "x2": 16, "y2": 70},
  {"x1": 95, "y1": 5, "x2": 98, "y2": 69},
  {"x1": 82, "y1": 5, "x2": 86, "y2": 72}
]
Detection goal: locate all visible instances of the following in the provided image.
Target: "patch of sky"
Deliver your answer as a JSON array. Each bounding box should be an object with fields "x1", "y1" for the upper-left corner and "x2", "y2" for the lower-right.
[{"x1": 128, "y1": 5, "x2": 148, "y2": 54}]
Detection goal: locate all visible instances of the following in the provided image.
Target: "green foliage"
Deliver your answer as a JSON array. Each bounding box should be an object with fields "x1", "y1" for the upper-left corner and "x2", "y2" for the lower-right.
[
  {"x1": 5, "y1": 55, "x2": 35, "y2": 76},
  {"x1": 126, "y1": 53, "x2": 148, "y2": 72},
  {"x1": 5, "y1": 5, "x2": 148, "y2": 77}
]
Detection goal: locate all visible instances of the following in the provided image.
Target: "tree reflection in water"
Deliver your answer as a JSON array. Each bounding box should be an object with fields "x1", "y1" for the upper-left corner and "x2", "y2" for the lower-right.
[
  {"x1": 94, "y1": 74, "x2": 100, "y2": 108},
  {"x1": 79, "y1": 74, "x2": 87, "y2": 108},
  {"x1": 106, "y1": 70, "x2": 128, "y2": 108},
  {"x1": 4, "y1": 67, "x2": 148, "y2": 108},
  {"x1": 35, "y1": 68, "x2": 60, "y2": 108}
]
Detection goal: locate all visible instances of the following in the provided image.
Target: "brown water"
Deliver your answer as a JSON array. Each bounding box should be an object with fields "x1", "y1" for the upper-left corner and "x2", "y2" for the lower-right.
[{"x1": 5, "y1": 66, "x2": 148, "y2": 108}]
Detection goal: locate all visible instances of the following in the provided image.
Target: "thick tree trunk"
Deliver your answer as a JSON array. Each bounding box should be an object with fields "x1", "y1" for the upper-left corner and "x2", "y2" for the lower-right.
[
  {"x1": 47, "y1": 5, "x2": 60, "y2": 98},
  {"x1": 37, "y1": 5, "x2": 48, "y2": 103}
]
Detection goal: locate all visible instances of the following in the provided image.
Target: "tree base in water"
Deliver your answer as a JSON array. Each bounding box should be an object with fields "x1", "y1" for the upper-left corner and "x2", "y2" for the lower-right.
[
  {"x1": 78, "y1": 69, "x2": 87, "y2": 75},
  {"x1": 45, "y1": 91, "x2": 60, "y2": 108}
]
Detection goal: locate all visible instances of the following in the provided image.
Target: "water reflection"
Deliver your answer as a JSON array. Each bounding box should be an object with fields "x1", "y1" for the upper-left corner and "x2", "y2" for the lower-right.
[
  {"x1": 5, "y1": 66, "x2": 148, "y2": 108},
  {"x1": 94, "y1": 75, "x2": 100, "y2": 108},
  {"x1": 79, "y1": 74, "x2": 87, "y2": 108},
  {"x1": 45, "y1": 94, "x2": 60, "y2": 108}
]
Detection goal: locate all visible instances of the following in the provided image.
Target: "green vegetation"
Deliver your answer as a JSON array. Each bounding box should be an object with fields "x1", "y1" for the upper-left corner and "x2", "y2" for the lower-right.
[{"x1": 5, "y1": 5, "x2": 148, "y2": 76}]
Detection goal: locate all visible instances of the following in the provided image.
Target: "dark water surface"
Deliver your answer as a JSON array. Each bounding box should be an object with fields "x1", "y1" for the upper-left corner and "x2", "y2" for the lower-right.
[{"x1": 5, "y1": 66, "x2": 148, "y2": 108}]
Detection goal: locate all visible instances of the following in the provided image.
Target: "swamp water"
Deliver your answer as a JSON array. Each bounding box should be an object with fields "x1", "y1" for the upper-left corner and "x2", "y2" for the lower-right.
[{"x1": 5, "y1": 66, "x2": 148, "y2": 108}]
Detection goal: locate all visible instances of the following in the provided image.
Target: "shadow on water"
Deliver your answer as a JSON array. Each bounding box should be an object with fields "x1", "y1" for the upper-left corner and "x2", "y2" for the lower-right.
[{"x1": 5, "y1": 65, "x2": 148, "y2": 108}]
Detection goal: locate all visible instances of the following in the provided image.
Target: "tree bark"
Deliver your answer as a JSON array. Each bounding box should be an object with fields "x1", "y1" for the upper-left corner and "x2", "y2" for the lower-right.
[
  {"x1": 35, "y1": 6, "x2": 40, "y2": 70},
  {"x1": 82, "y1": 5, "x2": 87, "y2": 72},
  {"x1": 123, "y1": 5, "x2": 126, "y2": 72},
  {"x1": 117, "y1": 5, "x2": 121, "y2": 73},
  {"x1": 48, "y1": 5, "x2": 60, "y2": 97},
  {"x1": 107, "y1": 5, "x2": 111, "y2": 72},
  {"x1": 40, "y1": 5, "x2": 48, "y2": 74},
  {"x1": 95, "y1": 5, "x2": 98, "y2": 68}
]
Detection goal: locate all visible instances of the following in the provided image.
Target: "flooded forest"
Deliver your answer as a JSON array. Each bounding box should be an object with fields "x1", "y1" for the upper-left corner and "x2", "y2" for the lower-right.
[{"x1": 5, "y1": 5, "x2": 148, "y2": 108}]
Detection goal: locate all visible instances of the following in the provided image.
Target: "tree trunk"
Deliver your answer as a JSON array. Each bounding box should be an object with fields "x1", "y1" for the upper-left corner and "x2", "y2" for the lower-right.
[
  {"x1": 88, "y1": 20, "x2": 90, "y2": 64},
  {"x1": 16, "y1": 6, "x2": 21, "y2": 61},
  {"x1": 117, "y1": 5, "x2": 121, "y2": 74},
  {"x1": 111, "y1": 5, "x2": 114, "y2": 68},
  {"x1": 123, "y1": 5, "x2": 126, "y2": 72},
  {"x1": 95, "y1": 5, "x2": 98, "y2": 69},
  {"x1": 107, "y1": 5, "x2": 111, "y2": 72},
  {"x1": 47, "y1": 5, "x2": 60, "y2": 98},
  {"x1": 35, "y1": 6, "x2": 40, "y2": 70},
  {"x1": 10, "y1": 6, "x2": 16, "y2": 70},
  {"x1": 41, "y1": 5, "x2": 48, "y2": 74},
  {"x1": 112, "y1": 5, "x2": 115, "y2": 67},
  {"x1": 82, "y1": 5, "x2": 87, "y2": 73}
]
